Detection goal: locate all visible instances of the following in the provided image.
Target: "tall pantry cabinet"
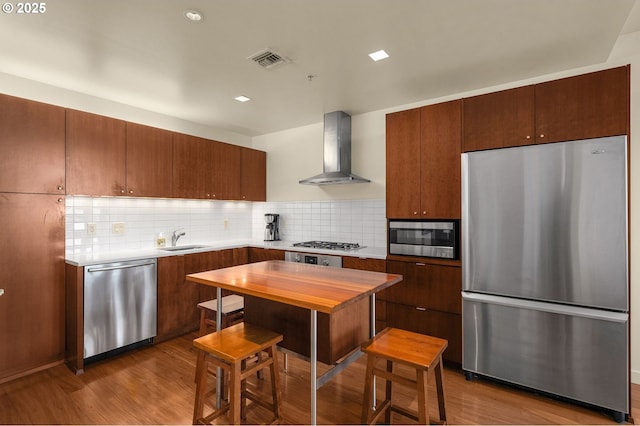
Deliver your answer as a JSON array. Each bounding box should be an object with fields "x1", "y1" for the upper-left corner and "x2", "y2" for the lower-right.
[{"x1": 0, "y1": 94, "x2": 66, "y2": 382}]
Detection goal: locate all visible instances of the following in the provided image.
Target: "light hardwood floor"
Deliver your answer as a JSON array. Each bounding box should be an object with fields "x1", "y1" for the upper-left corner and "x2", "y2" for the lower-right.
[{"x1": 0, "y1": 332, "x2": 637, "y2": 424}]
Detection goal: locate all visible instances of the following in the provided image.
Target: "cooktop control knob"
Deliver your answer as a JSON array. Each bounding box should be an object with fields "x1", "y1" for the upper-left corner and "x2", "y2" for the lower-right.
[
  {"x1": 322, "y1": 259, "x2": 330, "y2": 266},
  {"x1": 295, "y1": 254, "x2": 302, "y2": 262}
]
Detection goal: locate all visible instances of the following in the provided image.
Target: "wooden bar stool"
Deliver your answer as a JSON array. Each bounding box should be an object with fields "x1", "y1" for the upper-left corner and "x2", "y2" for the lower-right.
[
  {"x1": 361, "y1": 327, "x2": 448, "y2": 425},
  {"x1": 197, "y1": 294, "x2": 245, "y2": 336},
  {"x1": 192, "y1": 322, "x2": 283, "y2": 425}
]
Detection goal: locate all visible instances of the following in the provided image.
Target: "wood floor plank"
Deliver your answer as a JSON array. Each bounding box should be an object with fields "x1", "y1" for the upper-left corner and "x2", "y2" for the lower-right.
[{"x1": 0, "y1": 332, "x2": 636, "y2": 424}]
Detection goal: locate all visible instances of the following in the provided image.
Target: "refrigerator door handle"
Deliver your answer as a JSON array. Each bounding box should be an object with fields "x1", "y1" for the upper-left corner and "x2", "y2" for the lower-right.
[{"x1": 462, "y1": 292, "x2": 628, "y2": 323}]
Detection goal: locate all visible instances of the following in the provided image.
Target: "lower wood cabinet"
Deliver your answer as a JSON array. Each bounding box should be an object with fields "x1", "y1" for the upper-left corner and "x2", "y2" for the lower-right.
[
  {"x1": 244, "y1": 295, "x2": 369, "y2": 365},
  {"x1": 156, "y1": 248, "x2": 247, "y2": 342},
  {"x1": 383, "y1": 260, "x2": 462, "y2": 365},
  {"x1": 248, "y1": 247, "x2": 285, "y2": 263}
]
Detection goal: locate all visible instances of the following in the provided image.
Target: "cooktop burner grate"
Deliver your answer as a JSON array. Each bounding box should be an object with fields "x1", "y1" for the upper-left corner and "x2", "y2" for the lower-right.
[{"x1": 293, "y1": 241, "x2": 363, "y2": 251}]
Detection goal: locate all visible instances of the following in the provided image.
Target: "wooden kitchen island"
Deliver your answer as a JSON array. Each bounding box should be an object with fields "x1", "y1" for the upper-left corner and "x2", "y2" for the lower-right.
[{"x1": 186, "y1": 260, "x2": 402, "y2": 425}]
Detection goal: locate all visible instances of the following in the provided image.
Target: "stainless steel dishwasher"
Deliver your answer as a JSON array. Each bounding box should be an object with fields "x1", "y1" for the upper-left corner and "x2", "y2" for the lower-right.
[{"x1": 84, "y1": 258, "x2": 157, "y2": 359}]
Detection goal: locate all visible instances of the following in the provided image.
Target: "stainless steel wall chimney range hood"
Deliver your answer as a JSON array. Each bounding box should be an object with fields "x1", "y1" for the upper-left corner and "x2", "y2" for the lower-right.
[{"x1": 299, "y1": 111, "x2": 371, "y2": 185}]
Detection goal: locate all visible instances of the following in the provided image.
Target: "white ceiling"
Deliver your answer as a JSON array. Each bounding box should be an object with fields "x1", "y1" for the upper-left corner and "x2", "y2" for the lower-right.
[{"x1": 0, "y1": 0, "x2": 638, "y2": 137}]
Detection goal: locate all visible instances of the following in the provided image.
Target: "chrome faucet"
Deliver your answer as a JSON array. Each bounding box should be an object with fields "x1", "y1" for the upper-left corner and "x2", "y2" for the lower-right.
[{"x1": 171, "y1": 229, "x2": 186, "y2": 246}]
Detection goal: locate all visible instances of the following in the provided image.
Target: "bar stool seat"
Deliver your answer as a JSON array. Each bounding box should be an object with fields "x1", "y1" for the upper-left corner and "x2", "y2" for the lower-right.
[
  {"x1": 361, "y1": 327, "x2": 448, "y2": 425},
  {"x1": 197, "y1": 295, "x2": 245, "y2": 336},
  {"x1": 193, "y1": 322, "x2": 283, "y2": 425}
]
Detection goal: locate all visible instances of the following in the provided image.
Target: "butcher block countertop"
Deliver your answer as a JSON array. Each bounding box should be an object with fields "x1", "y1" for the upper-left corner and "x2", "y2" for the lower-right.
[{"x1": 187, "y1": 260, "x2": 402, "y2": 314}]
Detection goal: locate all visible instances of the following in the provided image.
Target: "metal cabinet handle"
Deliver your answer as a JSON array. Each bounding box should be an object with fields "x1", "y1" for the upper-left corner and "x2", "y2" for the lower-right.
[
  {"x1": 87, "y1": 261, "x2": 156, "y2": 273},
  {"x1": 129, "y1": 189, "x2": 134, "y2": 194},
  {"x1": 539, "y1": 134, "x2": 545, "y2": 138},
  {"x1": 0, "y1": 289, "x2": 4, "y2": 297},
  {"x1": 415, "y1": 306, "x2": 426, "y2": 311},
  {"x1": 57, "y1": 185, "x2": 64, "y2": 191},
  {"x1": 416, "y1": 263, "x2": 426, "y2": 266}
]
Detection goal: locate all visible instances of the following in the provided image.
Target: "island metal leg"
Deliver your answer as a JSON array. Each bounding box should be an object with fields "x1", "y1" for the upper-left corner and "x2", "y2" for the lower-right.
[
  {"x1": 310, "y1": 309, "x2": 318, "y2": 425},
  {"x1": 216, "y1": 287, "x2": 223, "y2": 408}
]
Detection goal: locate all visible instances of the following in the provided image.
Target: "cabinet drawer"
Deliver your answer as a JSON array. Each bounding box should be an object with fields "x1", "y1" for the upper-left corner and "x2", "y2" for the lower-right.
[
  {"x1": 384, "y1": 261, "x2": 461, "y2": 314},
  {"x1": 386, "y1": 301, "x2": 461, "y2": 365}
]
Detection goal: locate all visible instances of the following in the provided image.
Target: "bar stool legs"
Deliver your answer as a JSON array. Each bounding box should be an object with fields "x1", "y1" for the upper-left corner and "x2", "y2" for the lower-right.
[
  {"x1": 361, "y1": 328, "x2": 448, "y2": 425},
  {"x1": 192, "y1": 323, "x2": 283, "y2": 425}
]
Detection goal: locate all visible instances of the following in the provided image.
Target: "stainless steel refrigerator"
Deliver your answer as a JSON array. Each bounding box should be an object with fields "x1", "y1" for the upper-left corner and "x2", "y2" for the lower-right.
[{"x1": 461, "y1": 135, "x2": 629, "y2": 421}]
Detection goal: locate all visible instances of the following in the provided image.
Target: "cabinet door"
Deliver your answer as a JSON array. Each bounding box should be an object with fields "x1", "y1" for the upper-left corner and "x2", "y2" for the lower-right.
[
  {"x1": 462, "y1": 85, "x2": 535, "y2": 152},
  {"x1": 248, "y1": 248, "x2": 285, "y2": 263},
  {"x1": 0, "y1": 194, "x2": 65, "y2": 380},
  {"x1": 66, "y1": 110, "x2": 126, "y2": 196},
  {"x1": 156, "y1": 256, "x2": 199, "y2": 341},
  {"x1": 241, "y1": 147, "x2": 266, "y2": 201},
  {"x1": 126, "y1": 123, "x2": 173, "y2": 198},
  {"x1": 386, "y1": 108, "x2": 421, "y2": 218},
  {"x1": 342, "y1": 257, "x2": 386, "y2": 272},
  {"x1": 0, "y1": 95, "x2": 65, "y2": 194},
  {"x1": 420, "y1": 100, "x2": 462, "y2": 218},
  {"x1": 172, "y1": 134, "x2": 211, "y2": 199},
  {"x1": 187, "y1": 250, "x2": 236, "y2": 302},
  {"x1": 535, "y1": 66, "x2": 630, "y2": 144},
  {"x1": 384, "y1": 261, "x2": 461, "y2": 314},
  {"x1": 211, "y1": 142, "x2": 242, "y2": 200}
]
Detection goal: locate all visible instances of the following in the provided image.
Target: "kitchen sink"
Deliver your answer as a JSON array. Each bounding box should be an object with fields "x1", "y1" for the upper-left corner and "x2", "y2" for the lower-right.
[{"x1": 158, "y1": 245, "x2": 209, "y2": 252}]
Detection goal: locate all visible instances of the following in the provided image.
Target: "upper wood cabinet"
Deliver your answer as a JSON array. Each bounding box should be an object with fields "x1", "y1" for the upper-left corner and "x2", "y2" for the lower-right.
[
  {"x1": 241, "y1": 147, "x2": 267, "y2": 201},
  {"x1": 173, "y1": 134, "x2": 266, "y2": 201},
  {"x1": 0, "y1": 94, "x2": 65, "y2": 194},
  {"x1": 535, "y1": 66, "x2": 630, "y2": 144},
  {"x1": 172, "y1": 133, "x2": 212, "y2": 199},
  {"x1": 386, "y1": 108, "x2": 421, "y2": 218},
  {"x1": 462, "y1": 85, "x2": 535, "y2": 151},
  {"x1": 386, "y1": 100, "x2": 461, "y2": 219},
  {"x1": 126, "y1": 123, "x2": 173, "y2": 198},
  {"x1": 211, "y1": 142, "x2": 242, "y2": 200},
  {"x1": 463, "y1": 66, "x2": 630, "y2": 151},
  {"x1": 66, "y1": 110, "x2": 127, "y2": 196}
]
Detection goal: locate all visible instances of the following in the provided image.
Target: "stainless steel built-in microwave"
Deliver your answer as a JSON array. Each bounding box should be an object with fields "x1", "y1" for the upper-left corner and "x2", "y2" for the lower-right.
[{"x1": 388, "y1": 220, "x2": 459, "y2": 259}]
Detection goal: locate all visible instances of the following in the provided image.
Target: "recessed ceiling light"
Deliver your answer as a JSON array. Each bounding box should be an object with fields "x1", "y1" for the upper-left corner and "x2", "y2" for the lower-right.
[
  {"x1": 368, "y1": 49, "x2": 389, "y2": 61},
  {"x1": 234, "y1": 95, "x2": 251, "y2": 103},
  {"x1": 184, "y1": 9, "x2": 203, "y2": 22}
]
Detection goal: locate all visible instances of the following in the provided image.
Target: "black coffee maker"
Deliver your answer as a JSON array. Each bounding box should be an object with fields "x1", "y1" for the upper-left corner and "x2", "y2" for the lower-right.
[{"x1": 264, "y1": 213, "x2": 280, "y2": 241}]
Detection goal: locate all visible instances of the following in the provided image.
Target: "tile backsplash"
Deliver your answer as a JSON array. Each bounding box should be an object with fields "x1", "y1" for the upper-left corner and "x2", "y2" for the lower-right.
[
  {"x1": 65, "y1": 197, "x2": 252, "y2": 257},
  {"x1": 65, "y1": 197, "x2": 386, "y2": 257},
  {"x1": 252, "y1": 199, "x2": 386, "y2": 248}
]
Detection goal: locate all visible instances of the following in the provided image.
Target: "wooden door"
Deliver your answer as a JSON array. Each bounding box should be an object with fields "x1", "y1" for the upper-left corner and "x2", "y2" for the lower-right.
[
  {"x1": 0, "y1": 95, "x2": 65, "y2": 194},
  {"x1": 156, "y1": 255, "x2": 199, "y2": 341},
  {"x1": 535, "y1": 66, "x2": 630, "y2": 144},
  {"x1": 462, "y1": 85, "x2": 535, "y2": 152},
  {"x1": 211, "y1": 142, "x2": 242, "y2": 200},
  {"x1": 420, "y1": 100, "x2": 462, "y2": 218},
  {"x1": 0, "y1": 193, "x2": 65, "y2": 380},
  {"x1": 386, "y1": 108, "x2": 421, "y2": 218},
  {"x1": 66, "y1": 110, "x2": 126, "y2": 196},
  {"x1": 172, "y1": 134, "x2": 211, "y2": 199},
  {"x1": 126, "y1": 123, "x2": 173, "y2": 197},
  {"x1": 241, "y1": 147, "x2": 266, "y2": 201}
]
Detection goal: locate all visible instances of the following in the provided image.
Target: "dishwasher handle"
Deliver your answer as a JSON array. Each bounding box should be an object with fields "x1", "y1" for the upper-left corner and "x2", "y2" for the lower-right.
[{"x1": 87, "y1": 261, "x2": 156, "y2": 273}]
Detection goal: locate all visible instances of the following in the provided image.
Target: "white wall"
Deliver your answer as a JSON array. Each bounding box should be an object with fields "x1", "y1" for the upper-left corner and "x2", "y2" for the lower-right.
[
  {"x1": 252, "y1": 111, "x2": 387, "y2": 201},
  {"x1": 253, "y1": 33, "x2": 640, "y2": 383}
]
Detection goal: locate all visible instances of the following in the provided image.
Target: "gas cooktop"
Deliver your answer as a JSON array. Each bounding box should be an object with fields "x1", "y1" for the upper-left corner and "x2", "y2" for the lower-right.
[{"x1": 292, "y1": 241, "x2": 363, "y2": 251}]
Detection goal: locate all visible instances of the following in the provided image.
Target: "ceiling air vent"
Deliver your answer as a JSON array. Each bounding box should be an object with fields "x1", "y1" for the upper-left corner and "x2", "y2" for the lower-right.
[{"x1": 249, "y1": 49, "x2": 288, "y2": 69}]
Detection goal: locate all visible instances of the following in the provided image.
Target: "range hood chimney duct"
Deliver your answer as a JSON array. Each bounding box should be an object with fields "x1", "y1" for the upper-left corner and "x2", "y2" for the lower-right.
[{"x1": 299, "y1": 111, "x2": 371, "y2": 185}]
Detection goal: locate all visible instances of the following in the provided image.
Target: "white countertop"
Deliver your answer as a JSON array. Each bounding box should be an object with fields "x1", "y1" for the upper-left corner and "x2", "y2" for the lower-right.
[{"x1": 65, "y1": 240, "x2": 387, "y2": 266}]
